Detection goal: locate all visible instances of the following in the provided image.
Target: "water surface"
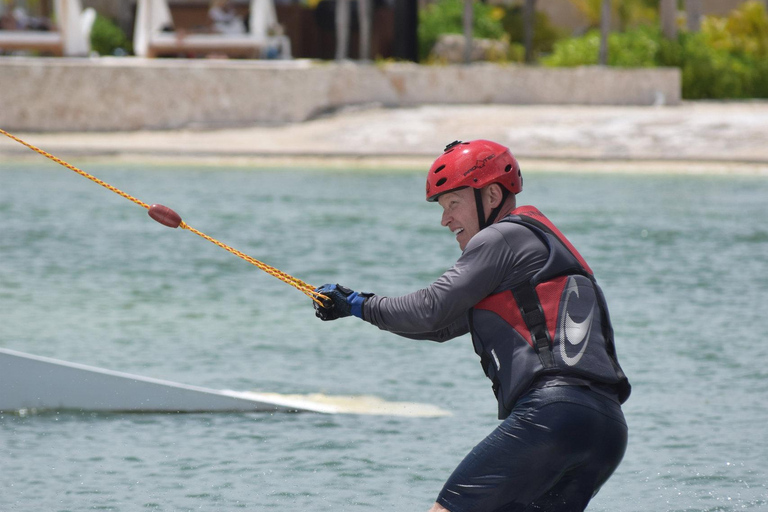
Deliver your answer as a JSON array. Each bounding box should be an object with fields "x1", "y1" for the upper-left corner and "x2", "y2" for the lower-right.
[{"x1": 1, "y1": 161, "x2": 767, "y2": 511}]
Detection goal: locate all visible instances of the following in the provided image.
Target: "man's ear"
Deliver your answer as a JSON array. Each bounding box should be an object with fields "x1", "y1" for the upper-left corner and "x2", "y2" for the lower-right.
[{"x1": 484, "y1": 184, "x2": 504, "y2": 208}]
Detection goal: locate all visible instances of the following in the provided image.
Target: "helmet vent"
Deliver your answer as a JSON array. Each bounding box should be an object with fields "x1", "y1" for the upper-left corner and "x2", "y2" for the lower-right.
[
  {"x1": 434, "y1": 164, "x2": 446, "y2": 174},
  {"x1": 436, "y1": 177, "x2": 447, "y2": 187},
  {"x1": 504, "y1": 164, "x2": 512, "y2": 173}
]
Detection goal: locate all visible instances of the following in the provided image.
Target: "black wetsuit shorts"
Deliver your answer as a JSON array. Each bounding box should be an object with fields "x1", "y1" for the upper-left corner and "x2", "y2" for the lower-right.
[{"x1": 436, "y1": 385, "x2": 628, "y2": 512}]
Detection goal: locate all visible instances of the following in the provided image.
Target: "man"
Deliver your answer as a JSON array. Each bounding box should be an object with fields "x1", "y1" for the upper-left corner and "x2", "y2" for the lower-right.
[{"x1": 314, "y1": 140, "x2": 631, "y2": 512}]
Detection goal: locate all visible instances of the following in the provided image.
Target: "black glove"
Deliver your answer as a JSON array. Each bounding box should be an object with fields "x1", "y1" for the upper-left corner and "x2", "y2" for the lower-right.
[{"x1": 313, "y1": 284, "x2": 371, "y2": 321}]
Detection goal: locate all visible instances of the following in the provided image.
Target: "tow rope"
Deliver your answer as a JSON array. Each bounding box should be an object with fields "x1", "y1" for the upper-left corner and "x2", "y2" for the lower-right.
[{"x1": 1, "y1": 128, "x2": 326, "y2": 306}]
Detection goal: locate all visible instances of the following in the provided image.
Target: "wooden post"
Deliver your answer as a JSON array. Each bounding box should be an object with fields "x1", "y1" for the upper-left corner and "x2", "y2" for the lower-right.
[
  {"x1": 599, "y1": 0, "x2": 610, "y2": 65},
  {"x1": 685, "y1": 0, "x2": 702, "y2": 32},
  {"x1": 335, "y1": 0, "x2": 350, "y2": 60},
  {"x1": 392, "y1": 0, "x2": 418, "y2": 61},
  {"x1": 463, "y1": 0, "x2": 473, "y2": 64},
  {"x1": 358, "y1": 0, "x2": 371, "y2": 60},
  {"x1": 660, "y1": 0, "x2": 677, "y2": 40},
  {"x1": 523, "y1": 0, "x2": 536, "y2": 64}
]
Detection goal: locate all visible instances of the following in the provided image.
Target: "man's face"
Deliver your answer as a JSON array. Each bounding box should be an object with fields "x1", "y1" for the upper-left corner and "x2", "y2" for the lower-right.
[{"x1": 438, "y1": 188, "x2": 480, "y2": 251}]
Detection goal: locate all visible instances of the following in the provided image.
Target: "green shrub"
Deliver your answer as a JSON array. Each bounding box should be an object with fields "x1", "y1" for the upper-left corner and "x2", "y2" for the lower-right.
[
  {"x1": 500, "y1": 6, "x2": 565, "y2": 58},
  {"x1": 418, "y1": 0, "x2": 506, "y2": 61},
  {"x1": 753, "y1": 57, "x2": 768, "y2": 96},
  {"x1": 702, "y1": 0, "x2": 768, "y2": 58},
  {"x1": 90, "y1": 14, "x2": 132, "y2": 56},
  {"x1": 508, "y1": 42, "x2": 526, "y2": 63},
  {"x1": 542, "y1": 26, "x2": 659, "y2": 68},
  {"x1": 541, "y1": 30, "x2": 600, "y2": 66},
  {"x1": 609, "y1": 26, "x2": 660, "y2": 67},
  {"x1": 542, "y1": 1, "x2": 768, "y2": 99},
  {"x1": 664, "y1": 2, "x2": 768, "y2": 99},
  {"x1": 661, "y1": 31, "x2": 768, "y2": 99}
]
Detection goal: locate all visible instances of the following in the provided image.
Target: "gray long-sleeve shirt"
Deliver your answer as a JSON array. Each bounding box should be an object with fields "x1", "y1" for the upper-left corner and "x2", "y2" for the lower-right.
[{"x1": 362, "y1": 219, "x2": 550, "y2": 342}]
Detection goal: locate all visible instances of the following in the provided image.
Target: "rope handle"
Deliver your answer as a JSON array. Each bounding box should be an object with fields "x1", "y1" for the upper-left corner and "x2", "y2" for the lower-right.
[{"x1": 0, "y1": 128, "x2": 327, "y2": 305}]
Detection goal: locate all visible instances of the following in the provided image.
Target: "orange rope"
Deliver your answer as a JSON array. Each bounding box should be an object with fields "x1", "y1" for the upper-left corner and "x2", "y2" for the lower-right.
[{"x1": 1, "y1": 128, "x2": 325, "y2": 305}]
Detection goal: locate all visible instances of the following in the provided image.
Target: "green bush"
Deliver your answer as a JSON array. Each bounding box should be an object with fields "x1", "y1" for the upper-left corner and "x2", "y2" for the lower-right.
[
  {"x1": 541, "y1": 1, "x2": 768, "y2": 99},
  {"x1": 542, "y1": 26, "x2": 659, "y2": 68},
  {"x1": 540, "y1": 31, "x2": 600, "y2": 66},
  {"x1": 418, "y1": 0, "x2": 506, "y2": 61},
  {"x1": 702, "y1": 0, "x2": 768, "y2": 58},
  {"x1": 508, "y1": 42, "x2": 526, "y2": 63},
  {"x1": 609, "y1": 26, "x2": 660, "y2": 67},
  {"x1": 90, "y1": 14, "x2": 132, "y2": 56},
  {"x1": 753, "y1": 57, "x2": 768, "y2": 97},
  {"x1": 500, "y1": 6, "x2": 564, "y2": 58},
  {"x1": 569, "y1": 0, "x2": 658, "y2": 30},
  {"x1": 660, "y1": 2, "x2": 768, "y2": 99},
  {"x1": 660, "y1": 31, "x2": 768, "y2": 99}
]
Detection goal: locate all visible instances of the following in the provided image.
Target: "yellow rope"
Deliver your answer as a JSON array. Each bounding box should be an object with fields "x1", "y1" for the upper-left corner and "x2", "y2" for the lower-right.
[
  {"x1": 1, "y1": 128, "x2": 151, "y2": 210},
  {"x1": 180, "y1": 222, "x2": 320, "y2": 299},
  {"x1": 1, "y1": 128, "x2": 325, "y2": 305}
]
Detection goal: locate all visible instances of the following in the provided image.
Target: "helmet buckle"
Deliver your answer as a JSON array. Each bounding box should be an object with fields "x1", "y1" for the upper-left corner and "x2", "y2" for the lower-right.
[{"x1": 444, "y1": 140, "x2": 463, "y2": 152}]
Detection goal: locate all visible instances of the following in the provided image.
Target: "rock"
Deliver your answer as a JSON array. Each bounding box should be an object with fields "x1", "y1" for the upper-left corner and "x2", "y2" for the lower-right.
[{"x1": 430, "y1": 33, "x2": 510, "y2": 63}]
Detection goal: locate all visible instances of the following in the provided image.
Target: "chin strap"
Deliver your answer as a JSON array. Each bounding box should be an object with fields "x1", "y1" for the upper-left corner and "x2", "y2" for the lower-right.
[{"x1": 474, "y1": 188, "x2": 511, "y2": 230}]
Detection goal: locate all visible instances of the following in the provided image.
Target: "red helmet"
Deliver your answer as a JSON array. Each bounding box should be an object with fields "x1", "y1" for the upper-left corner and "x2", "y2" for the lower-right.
[{"x1": 425, "y1": 140, "x2": 522, "y2": 202}]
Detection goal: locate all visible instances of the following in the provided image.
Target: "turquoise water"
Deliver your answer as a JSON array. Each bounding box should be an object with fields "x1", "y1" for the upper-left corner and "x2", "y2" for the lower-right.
[{"x1": 1, "y1": 161, "x2": 767, "y2": 511}]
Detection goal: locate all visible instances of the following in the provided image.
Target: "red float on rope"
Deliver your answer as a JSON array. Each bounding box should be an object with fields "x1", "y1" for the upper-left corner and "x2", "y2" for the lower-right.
[{"x1": 148, "y1": 204, "x2": 182, "y2": 228}]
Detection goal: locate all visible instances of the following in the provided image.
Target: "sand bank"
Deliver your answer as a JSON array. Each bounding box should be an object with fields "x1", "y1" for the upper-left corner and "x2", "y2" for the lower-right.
[{"x1": 2, "y1": 103, "x2": 768, "y2": 175}]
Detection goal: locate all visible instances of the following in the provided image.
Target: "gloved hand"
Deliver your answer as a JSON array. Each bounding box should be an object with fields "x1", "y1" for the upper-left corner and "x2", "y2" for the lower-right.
[{"x1": 313, "y1": 284, "x2": 371, "y2": 321}]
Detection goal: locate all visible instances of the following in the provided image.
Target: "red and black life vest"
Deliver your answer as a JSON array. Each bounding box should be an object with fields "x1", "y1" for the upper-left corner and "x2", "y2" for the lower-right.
[{"x1": 469, "y1": 206, "x2": 631, "y2": 419}]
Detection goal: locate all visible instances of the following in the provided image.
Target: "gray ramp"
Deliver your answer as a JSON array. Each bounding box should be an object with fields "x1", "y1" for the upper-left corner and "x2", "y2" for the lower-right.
[{"x1": 0, "y1": 348, "x2": 333, "y2": 414}]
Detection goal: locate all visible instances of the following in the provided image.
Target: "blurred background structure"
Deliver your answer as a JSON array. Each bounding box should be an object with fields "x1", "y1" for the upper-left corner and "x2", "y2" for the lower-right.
[
  {"x1": 0, "y1": 0, "x2": 95, "y2": 55},
  {"x1": 2, "y1": 0, "x2": 766, "y2": 63},
  {"x1": 2, "y1": 0, "x2": 768, "y2": 131}
]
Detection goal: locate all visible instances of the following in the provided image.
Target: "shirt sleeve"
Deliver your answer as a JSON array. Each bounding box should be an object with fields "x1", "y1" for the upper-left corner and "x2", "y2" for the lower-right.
[{"x1": 362, "y1": 222, "x2": 545, "y2": 342}]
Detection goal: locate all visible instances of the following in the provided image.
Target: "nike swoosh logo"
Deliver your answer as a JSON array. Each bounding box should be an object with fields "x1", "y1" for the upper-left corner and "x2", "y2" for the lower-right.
[{"x1": 560, "y1": 278, "x2": 595, "y2": 367}]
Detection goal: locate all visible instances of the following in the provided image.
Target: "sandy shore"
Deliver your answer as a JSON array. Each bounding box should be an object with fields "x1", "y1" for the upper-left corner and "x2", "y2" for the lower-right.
[{"x1": 2, "y1": 102, "x2": 768, "y2": 175}]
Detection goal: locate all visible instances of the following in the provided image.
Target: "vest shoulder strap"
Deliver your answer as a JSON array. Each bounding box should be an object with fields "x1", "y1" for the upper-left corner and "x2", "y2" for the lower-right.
[
  {"x1": 510, "y1": 281, "x2": 555, "y2": 369},
  {"x1": 507, "y1": 206, "x2": 594, "y2": 276},
  {"x1": 503, "y1": 207, "x2": 592, "y2": 369}
]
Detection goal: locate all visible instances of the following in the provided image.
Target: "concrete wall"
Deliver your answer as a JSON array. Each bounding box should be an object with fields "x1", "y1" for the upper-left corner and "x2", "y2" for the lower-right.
[{"x1": 0, "y1": 57, "x2": 681, "y2": 132}]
